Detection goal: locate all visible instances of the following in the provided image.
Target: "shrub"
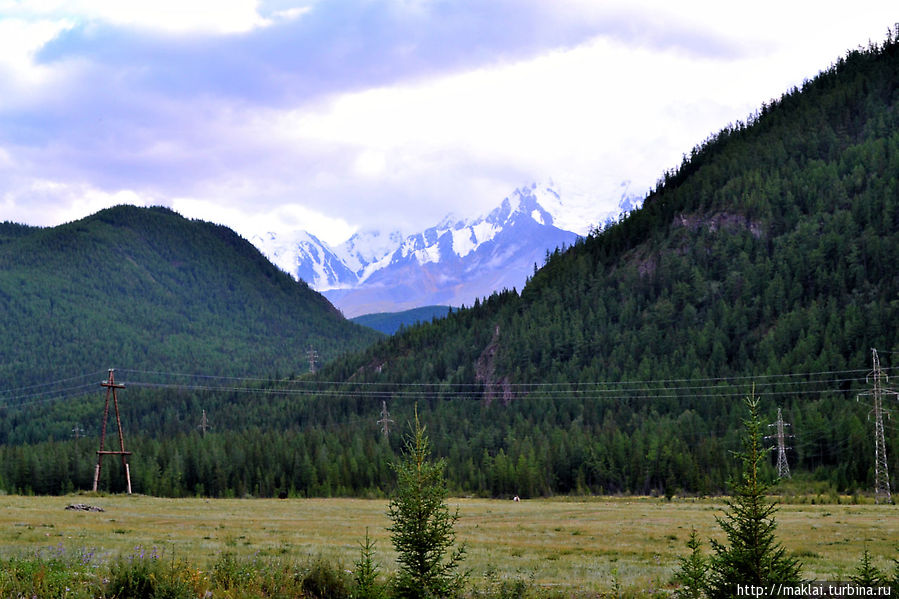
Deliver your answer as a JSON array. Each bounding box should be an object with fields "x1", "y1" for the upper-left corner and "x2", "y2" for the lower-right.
[{"x1": 302, "y1": 558, "x2": 351, "y2": 599}]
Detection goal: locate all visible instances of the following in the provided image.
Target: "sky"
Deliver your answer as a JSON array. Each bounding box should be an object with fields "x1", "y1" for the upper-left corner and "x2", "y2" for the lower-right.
[{"x1": 0, "y1": 1, "x2": 896, "y2": 245}]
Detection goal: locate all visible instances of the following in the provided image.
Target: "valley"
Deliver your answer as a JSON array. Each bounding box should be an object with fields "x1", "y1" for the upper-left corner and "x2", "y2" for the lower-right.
[{"x1": 0, "y1": 494, "x2": 893, "y2": 596}]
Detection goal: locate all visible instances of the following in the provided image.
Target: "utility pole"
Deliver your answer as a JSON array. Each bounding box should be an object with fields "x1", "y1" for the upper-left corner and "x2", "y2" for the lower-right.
[
  {"x1": 377, "y1": 400, "x2": 394, "y2": 438},
  {"x1": 93, "y1": 369, "x2": 133, "y2": 494},
  {"x1": 71, "y1": 424, "x2": 85, "y2": 439},
  {"x1": 857, "y1": 348, "x2": 896, "y2": 504},
  {"x1": 307, "y1": 347, "x2": 319, "y2": 374},
  {"x1": 197, "y1": 409, "x2": 210, "y2": 437},
  {"x1": 766, "y1": 408, "x2": 791, "y2": 479}
]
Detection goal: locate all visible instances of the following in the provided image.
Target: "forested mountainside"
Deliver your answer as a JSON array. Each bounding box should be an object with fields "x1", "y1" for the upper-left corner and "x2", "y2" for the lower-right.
[
  {"x1": 0, "y1": 206, "x2": 382, "y2": 390},
  {"x1": 2, "y1": 35, "x2": 899, "y2": 498}
]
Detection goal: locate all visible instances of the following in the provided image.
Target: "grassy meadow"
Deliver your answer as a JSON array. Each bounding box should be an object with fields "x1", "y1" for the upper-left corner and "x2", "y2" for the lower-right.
[{"x1": 1, "y1": 493, "x2": 897, "y2": 595}]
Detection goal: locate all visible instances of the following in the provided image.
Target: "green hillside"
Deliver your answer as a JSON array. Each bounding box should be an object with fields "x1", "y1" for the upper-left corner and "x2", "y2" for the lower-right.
[
  {"x1": 0, "y1": 205, "x2": 382, "y2": 390},
  {"x1": 335, "y1": 38, "x2": 899, "y2": 386},
  {"x1": 313, "y1": 34, "x2": 899, "y2": 495},
  {"x1": 2, "y1": 34, "x2": 899, "y2": 498}
]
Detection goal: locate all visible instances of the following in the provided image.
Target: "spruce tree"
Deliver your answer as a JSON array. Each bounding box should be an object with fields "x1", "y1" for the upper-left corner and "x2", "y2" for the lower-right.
[
  {"x1": 851, "y1": 547, "x2": 887, "y2": 587},
  {"x1": 353, "y1": 528, "x2": 384, "y2": 599},
  {"x1": 673, "y1": 527, "x2": 709, "y2": 599},
  {"x1": 387, "y1": 408, "x2": 466, "y2": 599},
  {"x1": 706, "y1": 394, "x2": 801, "y2": 598}
]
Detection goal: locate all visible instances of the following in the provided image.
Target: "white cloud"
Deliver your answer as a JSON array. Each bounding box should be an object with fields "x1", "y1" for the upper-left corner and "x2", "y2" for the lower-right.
[
  {"x1": 270, "y1": 6, "x2": 311, "y2": 22},
  {"x1": 0, "y1": 17, "x2": 73, "y2": 90},
  {"x1": 170, "y1": 197, "x2": 355, "y2": 246},
  {"x1": 1, "y1": 179, "x2": 155, "y2": 226},
  {"x1": 1, "y1": 0, "x2": 276, "y2": 34},
  {"x1": 1, "y1": 0, "x2": 897, "y2": 244},
  {"x1": 267, "y1": 37, "x2": 779, "y2": 217}
]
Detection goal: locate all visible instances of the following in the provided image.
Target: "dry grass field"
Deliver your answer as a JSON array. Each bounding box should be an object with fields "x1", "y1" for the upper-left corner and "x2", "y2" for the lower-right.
[{"x1": 0, "y1": 494, "x2": 896, "y2": 594}]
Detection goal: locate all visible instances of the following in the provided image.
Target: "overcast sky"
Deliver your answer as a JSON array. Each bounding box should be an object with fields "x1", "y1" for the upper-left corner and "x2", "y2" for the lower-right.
[{"x1": 0, "y1": 1, "x2": 895, "y2": 245}]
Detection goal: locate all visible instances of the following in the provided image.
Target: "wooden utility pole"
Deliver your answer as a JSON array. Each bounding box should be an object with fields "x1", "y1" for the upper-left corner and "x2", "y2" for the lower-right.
[{"x1": 93, "y1": 369, "x2": 133, "y2": 494}]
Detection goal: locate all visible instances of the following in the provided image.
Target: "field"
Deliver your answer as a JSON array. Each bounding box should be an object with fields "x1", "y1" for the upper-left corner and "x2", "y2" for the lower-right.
[{"x1": 1, "y1": 494, "x2": 897, "y2": 595}]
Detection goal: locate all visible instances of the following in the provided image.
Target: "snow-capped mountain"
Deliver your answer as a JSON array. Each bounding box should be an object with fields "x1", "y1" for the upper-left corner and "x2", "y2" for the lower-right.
[
  {"x1": 253, "y1": 181, "x2": 642, "y2": 317},
  {"x1": 252, "y1": 230, "x2": 355, "y2": 289}
]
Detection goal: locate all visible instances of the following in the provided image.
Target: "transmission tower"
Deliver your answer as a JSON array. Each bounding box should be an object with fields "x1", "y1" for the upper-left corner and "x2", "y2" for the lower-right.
[
  {"x1": 857, "y1": 348, "x2": 897, "y2": 504},
  {"x1": 377, "y1": 400, "x2": 394, "y2": 438},
  {"x1": 197, "y1": 409, "x2": 211, "y2": 437},
  {"x1": 307, "y1": 347, "x2": 319, "y2": 374},
  {"x1": 766, "y1": 407, "x2": 792, "y2": 479},
  {"x1": 93, "y1": 369, "x2": 133, "y2": 494}
]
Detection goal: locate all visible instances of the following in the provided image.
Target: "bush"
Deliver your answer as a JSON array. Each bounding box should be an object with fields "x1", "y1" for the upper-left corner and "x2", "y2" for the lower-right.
[
  {"x1": 302, "y1": 558, "x2": 351, "y2": 599},
  {"x1": 107, "y1": 546, "x2": 198, "y2": 599}
]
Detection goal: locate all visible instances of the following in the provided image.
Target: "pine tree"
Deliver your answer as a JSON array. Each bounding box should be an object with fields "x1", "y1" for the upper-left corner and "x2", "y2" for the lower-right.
[
  {"x1": 673, "y1": 527, "x2": 709, "y2": 599},
  {"x1": 387, "y1": 408, "x2": 466, "y2": 599},
  {"x1": 706, "y1": 393, "x2": 801, "y2": 599},
  {"x1": 851, "y1": 547, "x2": 887, "y2": 587},
  {"x1": 353, "y1": 528, "x2": 384, "y2": 599}
]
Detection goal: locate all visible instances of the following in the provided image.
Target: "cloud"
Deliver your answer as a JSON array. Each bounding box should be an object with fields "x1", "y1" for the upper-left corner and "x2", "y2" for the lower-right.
[
  {"x1": 0, "y1": 0, "x2": 897, "y2": 244},
  {"x1": 0, "y1": 177, "x2": 156, "y2": 227},
  {"x1": 0, "y1": 0, "x2": 273, "y2": 35}
]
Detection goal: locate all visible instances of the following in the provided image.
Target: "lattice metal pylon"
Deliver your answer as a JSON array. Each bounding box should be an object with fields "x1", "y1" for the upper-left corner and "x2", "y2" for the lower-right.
[
  {"x1": 858, "y1": 349, "x2": 896, "y2": 504},
  {"x1": 768, "y1": 407, "x2": 792, "y2": 479},
  {"x1": 93, "y1": 369, "x2": 133, "y2": 494},
  {"x1": 377, "y1": 400, "x2": 394, "y2": 438}
]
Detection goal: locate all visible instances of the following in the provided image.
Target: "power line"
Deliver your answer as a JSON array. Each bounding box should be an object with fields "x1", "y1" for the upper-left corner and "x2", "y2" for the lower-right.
[
  {"x1": 117, "y1": 365, "x2": 888, "y2": 388},
  {"x1": 0, "y1": 364, "x2": 889, "y2": 412},
  {"x1": 0, "y1": 369, "x2": 107, "y2": 397}
]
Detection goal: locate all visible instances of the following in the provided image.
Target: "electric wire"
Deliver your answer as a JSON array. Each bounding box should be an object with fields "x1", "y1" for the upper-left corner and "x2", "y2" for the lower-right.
[{"x1": 0, "y1": 363, "x2": 894, "y2": 415}]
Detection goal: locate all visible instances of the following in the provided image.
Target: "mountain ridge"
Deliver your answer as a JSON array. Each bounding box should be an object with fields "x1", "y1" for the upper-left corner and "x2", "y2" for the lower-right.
[{"x1": 255, "y1": 181, "x2": 642, "y2": 316}]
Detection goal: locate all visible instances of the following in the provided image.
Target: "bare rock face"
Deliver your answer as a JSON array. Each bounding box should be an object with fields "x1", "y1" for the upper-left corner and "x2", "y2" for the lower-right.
[{"x1": 476, "y1": 324, "x2": 513, "y2": 405}]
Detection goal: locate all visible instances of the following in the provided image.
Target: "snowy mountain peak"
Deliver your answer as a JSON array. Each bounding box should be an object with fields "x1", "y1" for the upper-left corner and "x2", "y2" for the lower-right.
[
  {"x1": 336, "y1": 228, "x2": 404, "y2": 275},
  {"x1": 251, "y1": 179, "x2": 643, "y2": 315}
]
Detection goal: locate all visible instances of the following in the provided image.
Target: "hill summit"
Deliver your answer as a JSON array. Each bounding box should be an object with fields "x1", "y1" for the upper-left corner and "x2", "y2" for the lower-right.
[{"x1": 0, "y1": 205, "x2": 381, "y2": 390}]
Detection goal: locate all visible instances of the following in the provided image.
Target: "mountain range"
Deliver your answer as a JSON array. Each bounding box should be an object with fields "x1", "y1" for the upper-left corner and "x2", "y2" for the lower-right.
[{"x1": 253, "y1": 181, "x2": 642, "y2": 316}]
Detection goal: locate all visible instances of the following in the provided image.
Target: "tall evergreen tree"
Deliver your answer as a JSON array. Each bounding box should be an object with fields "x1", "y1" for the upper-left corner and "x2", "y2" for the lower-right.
[
  {"x1": 387, "y1": 408, "x2": 466, "y2": 599},
  {"x1": 706, "y1": 393, "x2": 802, "y2": 598}
]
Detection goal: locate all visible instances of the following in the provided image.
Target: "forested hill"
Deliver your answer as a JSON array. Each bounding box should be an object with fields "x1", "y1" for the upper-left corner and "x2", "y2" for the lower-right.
[
  {"x1": 328, "y1": 35, "x2": 899, "y2": 386},
  {"x1": 311, "y1": 35, "x2": 899, "y2": 494},
  {"x1": 0, "y1": 206, "x2": 382, "y2": 389}
]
